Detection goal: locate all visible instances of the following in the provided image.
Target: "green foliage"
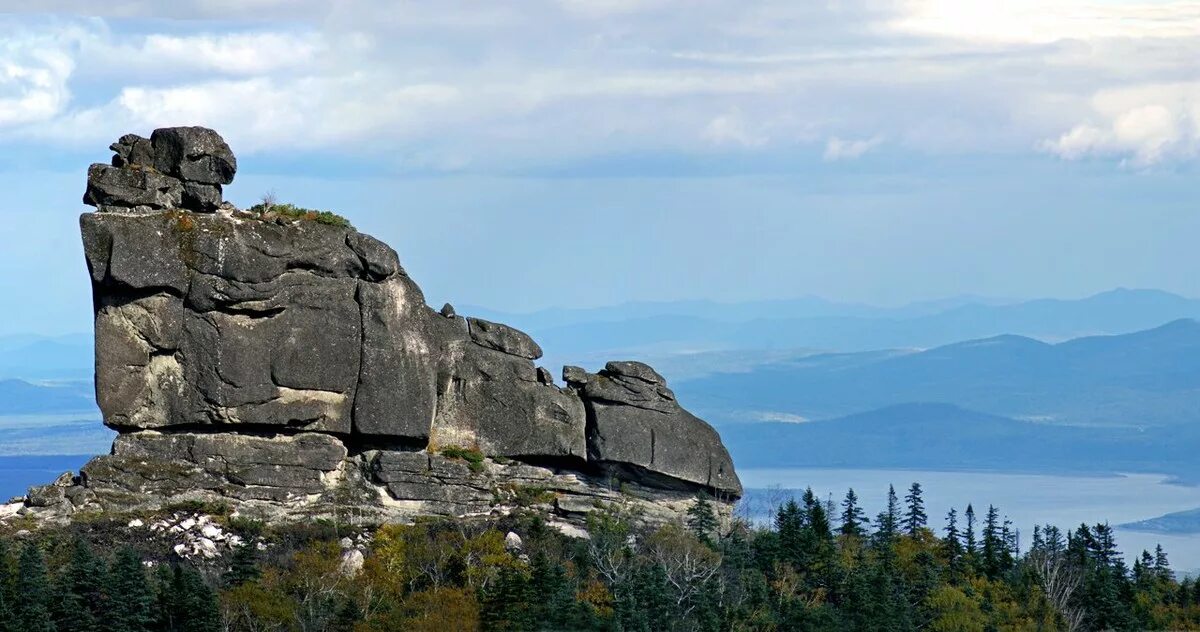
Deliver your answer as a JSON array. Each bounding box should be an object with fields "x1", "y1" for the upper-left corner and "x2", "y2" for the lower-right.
[
  {"x1": 247, "y1": 201, "x2": 353, "y2": 229},
  {"x1": 14, "y1": 544, "x2": 54, "y2": 632},
  {"x1": 107, "y1": 548, "x2": 154, "y2": 632},
  {"x1": 440, "y1": 446, "x2": 487, "y2": 473},
  {"x1": 7, "y1": 481, "x2": 1200, "y2": 631}
]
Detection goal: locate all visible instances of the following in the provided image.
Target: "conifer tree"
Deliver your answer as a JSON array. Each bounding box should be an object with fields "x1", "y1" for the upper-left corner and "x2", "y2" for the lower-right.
[
  {"x1": 981, "y1": 505, "x2": 1003, "y2": 579},
  {"x1": 1154, "y1": 544, "x2": 1173, "y2": 581},
  {"x1": 839, "y1": 489, "x2": 869, "y2": 538},
  {"x1": 964, "y1": 505, "x2": 978, "y2": 560},
  {"x1": 223, "y1": 543, "x2": 260, "y2": 588},
  {"x1": 687, "y1": 494, "x2": 719, "y2": 543},
  {"x1": 54, "y1": 537, "x2": 107, "y2": 632},
  {"x1": 903, "y1": 482, "x2": 927, "y2": 536},
  {"x1": 14, "y1": 544, "x2": 54, "y2": 632},
  {"x1": 942, "y1": 508, "x2": 965, "y2": 580},
  {"x1": 876, "y1": 485, "x2": 900, "y2": 540},
  {"x1": 0, "y1": 538, "x2": 12, "y2": 632},
  {"x1": 107, "y1": 548, "x2": 153, "y2": 632}
]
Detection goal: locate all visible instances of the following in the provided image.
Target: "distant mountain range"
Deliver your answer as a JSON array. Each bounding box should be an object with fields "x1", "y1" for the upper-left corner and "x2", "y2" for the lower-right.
[
  {"x1": 719, "y1": 402, "x2": 1200, "y2": 481},
  {"x1": 675, "y1": 319, "x2": 1200, "y2": 429},
  {"x1": 475, "y1": 288, "x2": 1200, "y2": 364},
  {"x1": 0, "y1": 379, "x2": 96, "y2": 414}
]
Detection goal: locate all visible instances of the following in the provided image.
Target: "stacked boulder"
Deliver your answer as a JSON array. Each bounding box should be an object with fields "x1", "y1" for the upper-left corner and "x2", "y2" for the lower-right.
[
  {"x1": 10, "y1": 127, "x2": 742, "y2": 532},
  {"x1": 84, "y1": 127, "x2": 236, "y2": 213}
]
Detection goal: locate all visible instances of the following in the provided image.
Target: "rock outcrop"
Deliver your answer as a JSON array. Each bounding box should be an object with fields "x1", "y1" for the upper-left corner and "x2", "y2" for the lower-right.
[{"x1": 11, "y1": 127, "x2": 741, "y2": 532}]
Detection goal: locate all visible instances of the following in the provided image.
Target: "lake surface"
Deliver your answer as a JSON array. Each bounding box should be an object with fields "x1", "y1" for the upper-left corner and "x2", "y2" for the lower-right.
[{"x1": 741, "y1": 468, "x2": 1200, "y2": 574}]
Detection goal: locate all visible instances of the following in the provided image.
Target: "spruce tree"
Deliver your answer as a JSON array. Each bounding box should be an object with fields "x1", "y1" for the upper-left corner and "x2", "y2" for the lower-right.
[
  {"x1": 0, "y1": 538, "x2": 12, "y2": 632},
  {"x1": 106, "y1": 548, "x2": 153, "y2": 632},
  {"x1": 964, "y1": 505, "x2": 978, "y2": 560},
  {"x1": 223, "y1": 543, "x2": 260, "y2": 588},
  {"x1": 481, "y1": 565, "x2": 536, "y2": 631},
  {"x1": 839, "y1": 489, "x2": 869, "y2": 538},
  {"x1": 776, "y1": 499, "x2": 804, "y2": 567},
  {"x1": 1154, "y1": 544, "x2": 1173, "y2": 582},
  {"x1": 903, "y1": 482, "x2": 927, "y2": 536},
  {"x1": 687, "y1": 494, "x2": 719, "y2": 543},
  {"x1": 14, "y1": 544, "x2": 54, "y2": 632},
  {"x1": 54, "y1": 537, "x2": 106, "y2": 632},
  {"x1": 981, "y1": 505, "x2": 1002, "y2": 579},
  {"x1": 942, "y1": 508, "x2": 965, "y2": 580}
]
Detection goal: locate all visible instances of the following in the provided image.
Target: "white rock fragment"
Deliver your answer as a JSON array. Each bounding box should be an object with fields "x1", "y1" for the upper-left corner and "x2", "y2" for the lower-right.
[
  {"x1": 339, "y1": 549, "x2": 365, "y2": 576},
  {"x1": 505, "y1": 531, "x2": 523, "y2": 552},
  {"x1": 128, "y1": 518, "x2": 145, "y2": 528}
]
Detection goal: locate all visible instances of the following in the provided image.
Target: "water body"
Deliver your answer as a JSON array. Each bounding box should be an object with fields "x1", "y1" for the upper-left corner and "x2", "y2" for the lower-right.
[
  {"x1": 0, "y1": 455, "x2": 95, "y2": 501},
  {"x1": 741, "y1": 468, "x2": 1200, "y2": 574}
]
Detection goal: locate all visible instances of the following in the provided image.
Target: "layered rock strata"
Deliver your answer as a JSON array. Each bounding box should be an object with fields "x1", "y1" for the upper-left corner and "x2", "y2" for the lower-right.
[{"x1": 12, "y1": 128, "x2": 741, "y2": 531}]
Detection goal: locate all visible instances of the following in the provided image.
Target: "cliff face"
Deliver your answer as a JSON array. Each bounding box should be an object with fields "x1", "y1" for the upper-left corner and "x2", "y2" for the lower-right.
[{"x1": 15, "y1": 128, "x2": 740, "y2": 530}]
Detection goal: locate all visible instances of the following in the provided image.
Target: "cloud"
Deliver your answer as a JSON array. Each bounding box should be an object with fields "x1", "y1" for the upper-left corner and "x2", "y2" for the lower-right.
[
  {"x1": 823, "y1": 136, "x2": 883, "y2": 161},
  {"x1": 1041, "y1": 83, "x2": 1200, "y2": 165},
  {"x1": 0, "y1": 1, "x2": 1197, "y2": 170}
]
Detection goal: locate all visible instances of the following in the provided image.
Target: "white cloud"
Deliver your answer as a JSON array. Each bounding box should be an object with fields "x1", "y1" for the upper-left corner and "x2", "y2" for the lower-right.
[
  {"x1": 1041, "y1": 83, "x2": 1200, "y2": 165},
  {"x1": 0, "y1": 1, "x2": 1198, "y2": 169},
  {"x1": 823, "y1": 136, "x2": 883, "y2": 161},
  {"x1": 702, "y1": 112, "x2": 767, "y2": 147},
  {"x1": 0, "y1": 31, "x2": 76, "y2": 128}
]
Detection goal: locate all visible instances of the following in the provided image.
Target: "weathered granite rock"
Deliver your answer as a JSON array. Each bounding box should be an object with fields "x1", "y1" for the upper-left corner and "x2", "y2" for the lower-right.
[
  {"x1": 83, "y1": 163, "x2": 183, "y2": 212},
  {"x1": 86, "y1": 126, "x2": 234, "y2": 214},
  {"x1": 82, "y1": 431, "x2": 346, "y2": 506},
  {"x1": 467, "y1": 318, "x2": 543, "y2": 360},
  {"x1": 150, "y1": 126, "x2": 237, "y2": 185},
  {"x1": 10, "y1": 127, "x2": 745, "y2": 532},
  {"x1": 567, "y1": 362, "x2": 742, "y2": 496},
  {"x1": 110, "y1": 134, "x2": 154, "y2": 168}
]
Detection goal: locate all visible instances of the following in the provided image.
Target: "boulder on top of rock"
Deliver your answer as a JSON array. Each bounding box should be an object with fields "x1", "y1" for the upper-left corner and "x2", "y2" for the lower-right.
[
  {"x1": 151, "y1": 126, "x2": 237, "y2": 185},
  {"x1": 85, "y1": 127, "x2": 236, "y2": 213},
  {"x1": 569, "y1": 362, "x2": 742, "y2": 496}
]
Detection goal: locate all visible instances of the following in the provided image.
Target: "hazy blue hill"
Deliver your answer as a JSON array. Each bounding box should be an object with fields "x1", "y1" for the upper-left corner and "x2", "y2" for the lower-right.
[
  {"x1": 721, "y1": 402, "x2": 1199, "y2": 478},
  {"x1": 676, "y1": 319, "x2": 1200, "y2": 428},
  {"x1": 484, "y1": 289, "x2": 1200, "y2": 361},
  {"x1": 0, "y1": 332, "x2": 93, "y2": 379},
  {"x1": 1121, "y1": 508, "x2": 1200, "y2": 535},
  {"x1": 0, "y1": 379, "x2": 96, "y2": 414}
]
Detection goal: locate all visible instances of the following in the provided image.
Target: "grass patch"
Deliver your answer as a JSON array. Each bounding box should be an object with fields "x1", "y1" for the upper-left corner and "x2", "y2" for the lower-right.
[
  {"x1": 440, "y1": 446, "x2": 486, "y2": 474},
  {"x1": 247, "y1": 201, "x2": 353, "y2": 229}
]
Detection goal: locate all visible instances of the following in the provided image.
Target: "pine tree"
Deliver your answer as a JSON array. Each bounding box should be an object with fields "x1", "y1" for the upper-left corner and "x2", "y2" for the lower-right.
[
  {"x1": 54, "y1": 537, "x2": 107, "y2": 632},
  {"x1": 529, "y1": 551, "x2": 578, "y2": 631},
  {"x1": 776, "y1": 498, "x2": 804, "y2": 567},
  {"x1": 481, "y1": 565, "x2": 536, "y2": 631},
  {"x1": 1154, "y1": 544, "x2": 1174, "y2": 582},
  {"x1": 981, "y1": 505, "x2": 1002, "y2": 579},
  {"x1": 964, "y1": 505, "x2": 978, "y2": 561},
  {"x1": 0, "y1": 538, "x2": 12, "y2": 632},
  {"x1": 942, "y1": 508, "x2": 965, "y2": 580},
  {"x1": 875, "y1": 485, "x2": 900, "y2": 540},
  {"x1": 839, "y1": 489, "x2": 869, "y2": 538},
  {"x1": 106, "y1": 548, "x2": 153, "y2": 632},
  {"x1": 687, "y1": 494, "x2": 719, "y2": 543},
  {"x1": 223, "y1": 543, "x2": 260, "y2": 588},
  {"x1": 158, "y1": 565, "x2": 220, "y2": 632},
  {"x1": 14, "y1": 544, "x2": 54, "y2": 632},
  {"x1": 903, "y1": 482, "x2": 927, "y2": 536}
]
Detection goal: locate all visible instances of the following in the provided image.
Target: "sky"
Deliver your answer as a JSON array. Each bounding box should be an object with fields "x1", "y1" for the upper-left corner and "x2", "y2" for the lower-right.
[{"x1": 0, "y1": 1, "x2": 1199, "y2": 335}]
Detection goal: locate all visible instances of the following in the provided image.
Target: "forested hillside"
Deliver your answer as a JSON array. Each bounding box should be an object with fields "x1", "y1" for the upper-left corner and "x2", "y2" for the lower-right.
[{"x1": 0, "y1": 485, "x2": 1195, "y2": 631}]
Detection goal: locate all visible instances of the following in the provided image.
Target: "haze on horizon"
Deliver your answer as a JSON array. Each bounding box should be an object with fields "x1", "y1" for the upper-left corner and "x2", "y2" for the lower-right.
[{"x1": 0, "y1": 1, "x2": 1198, "y2": 335}]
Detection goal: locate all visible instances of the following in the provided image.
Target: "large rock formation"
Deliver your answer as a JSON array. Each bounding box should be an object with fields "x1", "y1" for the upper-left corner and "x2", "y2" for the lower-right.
[{"x1": 12, "y1": 127, "x2": 741, "y2": 531}]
